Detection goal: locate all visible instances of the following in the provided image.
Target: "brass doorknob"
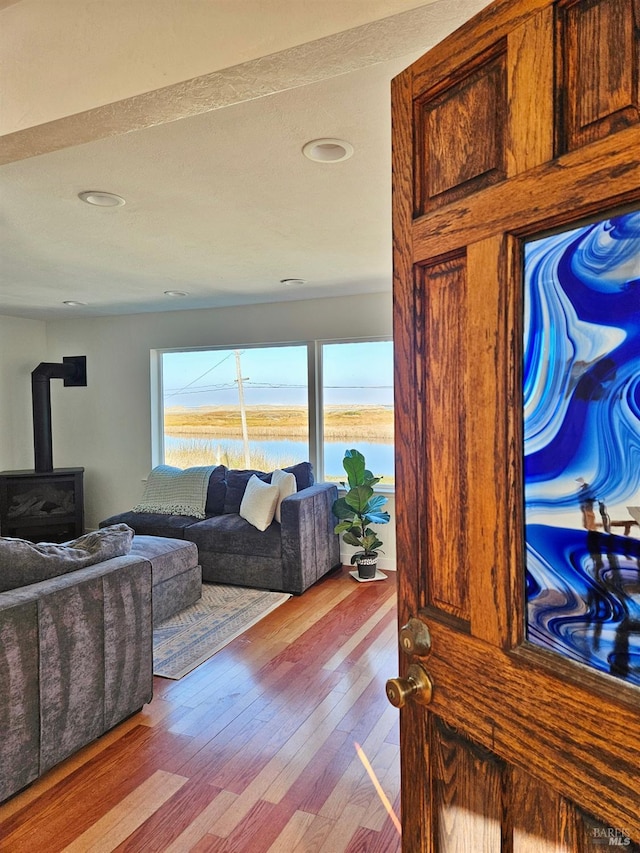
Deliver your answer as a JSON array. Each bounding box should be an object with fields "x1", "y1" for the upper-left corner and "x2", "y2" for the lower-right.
[{"x1": 386, "y1": 663, "x2": 434, "y2": 708}]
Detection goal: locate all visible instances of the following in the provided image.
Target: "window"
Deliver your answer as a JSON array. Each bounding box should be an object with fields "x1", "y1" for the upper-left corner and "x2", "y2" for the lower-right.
[
  {"x1": 321, "y1": 340, "x2": 394, "y2": 485},
  {"x1": 162, "y1": 346, "x2": 309, "y2": 471},
  {"x1": 159, "y1": 338, "x2": 394, "y2": 486}
]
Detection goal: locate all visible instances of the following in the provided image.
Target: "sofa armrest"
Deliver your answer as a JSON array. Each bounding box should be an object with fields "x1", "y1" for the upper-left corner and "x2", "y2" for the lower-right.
[
  {"x1": 279, "y1": 482, "x2": 341, "y2": 594},
  {"x1": 0, "y1": 589, "x2": 40, "y2": 802},
  {"x1": 0, "y1": 554, "x2": 153, "y2": 798}
]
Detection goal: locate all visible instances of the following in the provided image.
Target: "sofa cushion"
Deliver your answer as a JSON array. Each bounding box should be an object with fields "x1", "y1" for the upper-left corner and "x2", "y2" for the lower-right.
[
  {"x1": 99, "y1": 511, "x2": 197, "y2": 539},
  {"x1": 223, "y1": 462, "x2": 314, "y2": 514},
  {"x1": 133, "y1": 464, "x2": 218, "y2": 519},
  {"x1": 130, "y1": 535, "x2": 199, "y2": 586},
  {"x1": 0, "y1": 523, "x2": 134, "y2": 592},
  {"x1": 240, "y1": 475, "x2": 279, "y2": 531},
  {"x1": 186, "y1": 514, "x2": 282, "y2": 559}
]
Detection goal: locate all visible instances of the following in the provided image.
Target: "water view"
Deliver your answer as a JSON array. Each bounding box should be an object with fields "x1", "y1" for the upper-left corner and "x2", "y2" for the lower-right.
[{"x1": 164, "y1": 433, "x2": 394, "y2": 483}]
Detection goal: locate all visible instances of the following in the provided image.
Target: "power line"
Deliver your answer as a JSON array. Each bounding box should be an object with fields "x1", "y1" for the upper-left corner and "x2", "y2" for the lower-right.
[
  {"x1": 164, "y1": 382, "x2": 393, "y2": 395},
  {"x1": 164, "y1": 351, "x2": 239, "y2": 397}
]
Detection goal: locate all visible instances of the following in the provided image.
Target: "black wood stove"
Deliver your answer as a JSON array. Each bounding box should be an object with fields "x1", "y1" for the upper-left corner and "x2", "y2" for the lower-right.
[
  {"x1": 0, "y1": 467, "x2": 84, "y2": 542},
  {"x1": 0, "y1": 356, "x2": 86, "y2": 543}
]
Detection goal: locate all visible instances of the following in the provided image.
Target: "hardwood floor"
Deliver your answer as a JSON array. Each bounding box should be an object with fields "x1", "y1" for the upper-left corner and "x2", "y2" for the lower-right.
[{"x1": 0, "y1": 567, "x2": 401, "y2": 852}]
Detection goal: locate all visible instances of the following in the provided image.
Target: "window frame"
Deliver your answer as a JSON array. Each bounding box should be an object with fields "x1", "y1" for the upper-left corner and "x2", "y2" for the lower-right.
[
  {"x1": 317, "y1": 336, "x2": 394, "y2": 487},
  {"x1": 153, "y1": 335, "x2": 394, "y2": 490}
]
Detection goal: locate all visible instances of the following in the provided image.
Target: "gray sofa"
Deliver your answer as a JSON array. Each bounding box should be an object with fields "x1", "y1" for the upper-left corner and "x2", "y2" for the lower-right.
[
  {"x1": 0, "y1": 526, "x2": 201, "y2": 803},
  {"x1": 0, "y1": 552, "x2": 151, "y2": 803},
  {"x1": 100, "y1": 462, "x2": 341, "y2": 595}
]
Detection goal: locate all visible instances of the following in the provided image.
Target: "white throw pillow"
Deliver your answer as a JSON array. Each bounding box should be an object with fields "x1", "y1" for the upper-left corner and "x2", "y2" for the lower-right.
[
  {"x1": 271, "y1": 469, "x2": 297, "y2": 523},
  {"x1": 240, "y1": 475, "x2": 279, "y2": 531}
]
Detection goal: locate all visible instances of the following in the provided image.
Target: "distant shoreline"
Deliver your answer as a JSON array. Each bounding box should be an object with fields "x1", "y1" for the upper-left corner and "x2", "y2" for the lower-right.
[{"x1": 165, "y1": 404, "x2": 394, "y2": 441}]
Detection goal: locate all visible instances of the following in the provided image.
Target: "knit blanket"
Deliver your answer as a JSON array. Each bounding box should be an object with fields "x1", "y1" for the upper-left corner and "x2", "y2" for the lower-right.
[{"x1": 133, "y1": 465, "x2": 216, "y2": 519}]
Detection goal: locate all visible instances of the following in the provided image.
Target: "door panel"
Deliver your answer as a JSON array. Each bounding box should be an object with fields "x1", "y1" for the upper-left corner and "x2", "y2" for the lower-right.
[
  {"x1": 413, "y1": 43, "x2": 508, "y2": 214},
  {"x1": 391, "y1": 0, "x2": 640, "y2": 849},
  {"x1": 558, "y1": 0, "x2": 640, "y2": 152},
  {"x1": 431, "y1": 719, "x2": 505, "y2": 851},
  {"x1": 420, "y1": 253, "x2": 471, "y2": 624}
]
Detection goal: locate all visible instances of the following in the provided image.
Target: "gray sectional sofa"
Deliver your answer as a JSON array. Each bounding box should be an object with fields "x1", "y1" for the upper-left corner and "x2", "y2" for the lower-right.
[
  {"x1": 0, "y1": 525, "x2": 201, "y2": 803},
  {"x1": 0, "y1": 551, "x2": 151, "y2": 802},
  {"x1": 100, "y1": 462, "x2": 341, "y2": 595}
]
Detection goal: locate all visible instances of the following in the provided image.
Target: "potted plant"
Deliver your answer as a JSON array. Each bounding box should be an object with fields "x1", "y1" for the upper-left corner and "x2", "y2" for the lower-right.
[{"x1": 332, "y1": 448, "x2": 390, "y2": 579}]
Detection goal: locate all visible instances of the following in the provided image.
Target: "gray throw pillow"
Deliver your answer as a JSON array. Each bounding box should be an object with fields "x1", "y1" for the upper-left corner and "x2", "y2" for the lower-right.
[{"x1": 0, "y1": 523, "x2": 134, "y2": 592}]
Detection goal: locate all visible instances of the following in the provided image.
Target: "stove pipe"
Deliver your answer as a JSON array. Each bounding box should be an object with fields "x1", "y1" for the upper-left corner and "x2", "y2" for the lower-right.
[{"x1": 31, "y1": 356, "x2": 87, "y2": 472}]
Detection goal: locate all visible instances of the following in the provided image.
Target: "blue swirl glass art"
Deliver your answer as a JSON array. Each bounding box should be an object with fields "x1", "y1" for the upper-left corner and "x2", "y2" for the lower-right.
[{"x1": 524, "y1": 209, "x2": 640, "y2": 687}]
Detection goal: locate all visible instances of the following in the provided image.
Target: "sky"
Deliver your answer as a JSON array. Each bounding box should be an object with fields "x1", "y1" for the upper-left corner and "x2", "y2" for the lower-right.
[{"x1": 162, "y1": 341, "x2": 394, "y2": 408}]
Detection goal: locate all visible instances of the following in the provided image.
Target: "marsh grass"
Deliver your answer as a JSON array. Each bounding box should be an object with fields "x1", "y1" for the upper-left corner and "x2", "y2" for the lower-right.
[{"x1": 165, "y1": 438, "x2": 294, "y2": 471}]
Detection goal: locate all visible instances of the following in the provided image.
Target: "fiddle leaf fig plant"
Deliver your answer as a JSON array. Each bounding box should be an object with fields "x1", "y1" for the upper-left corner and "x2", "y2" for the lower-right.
[{"x1": 332, "y1": 449, "x2": 390, "y2": 564}]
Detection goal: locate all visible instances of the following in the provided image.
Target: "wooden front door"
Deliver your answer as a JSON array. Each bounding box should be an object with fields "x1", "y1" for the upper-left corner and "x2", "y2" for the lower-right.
[{"x1": 391, "y1": 0, "x2": 640, "y2": 850}]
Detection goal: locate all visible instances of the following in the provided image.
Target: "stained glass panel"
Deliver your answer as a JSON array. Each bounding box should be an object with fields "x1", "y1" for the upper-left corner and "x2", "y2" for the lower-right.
[{"x1": 524, "y1": 209, "x2": 640, "y2": 686}]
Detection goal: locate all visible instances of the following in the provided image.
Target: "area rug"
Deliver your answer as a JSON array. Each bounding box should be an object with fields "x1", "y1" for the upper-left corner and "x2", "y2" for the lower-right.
[{"x1": 153, "y1": 583, "x2": 291, "y2": 679}]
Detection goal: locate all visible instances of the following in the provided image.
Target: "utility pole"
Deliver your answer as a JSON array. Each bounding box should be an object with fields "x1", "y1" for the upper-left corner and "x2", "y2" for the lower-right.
[{"x1": 234, "y1": 350, "x2": 251, "y2": 467}]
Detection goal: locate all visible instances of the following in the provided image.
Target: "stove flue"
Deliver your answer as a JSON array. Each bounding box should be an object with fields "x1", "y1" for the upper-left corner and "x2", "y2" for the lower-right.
[{"x1": 31, "y1": 356, "x2": 87, "y2": 473}]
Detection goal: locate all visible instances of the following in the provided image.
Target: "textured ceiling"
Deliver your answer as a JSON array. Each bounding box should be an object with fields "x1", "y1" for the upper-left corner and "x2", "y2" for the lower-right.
[{"x1": 0, "y1": 0, "x2": 489, "y2": 320}]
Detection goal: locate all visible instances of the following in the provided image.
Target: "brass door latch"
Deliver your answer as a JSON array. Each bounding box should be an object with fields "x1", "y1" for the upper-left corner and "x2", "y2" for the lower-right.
[{"x1": 386, "y1": 663, "x2": 433, "y2": 708}]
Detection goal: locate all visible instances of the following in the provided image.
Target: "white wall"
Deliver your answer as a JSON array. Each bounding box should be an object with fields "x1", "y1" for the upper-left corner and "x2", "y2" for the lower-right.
[
  {"x1": 0, "y1": 314, "x2": 47, "y2": 471},
  {"x1": 40, "y1": 292, "x2": 396, "y2": 567}
]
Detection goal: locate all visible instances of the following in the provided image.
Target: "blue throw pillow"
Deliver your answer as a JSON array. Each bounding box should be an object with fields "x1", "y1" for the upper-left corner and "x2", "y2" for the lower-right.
[
  {"x1": 282, "y1": 462, "x2": 314, "y2": 491},
  {"x1": 223, "y1": 469, "x2": 270, "y2": 515},
  {"x1": 204, "y1": 464, "x2": 227, "y2": 515}
]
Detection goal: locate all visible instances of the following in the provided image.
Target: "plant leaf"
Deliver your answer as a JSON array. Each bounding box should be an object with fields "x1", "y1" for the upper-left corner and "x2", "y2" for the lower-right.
[
  {"x1": 342, "y1": 530, "x2": 364, "y2": 548},
  {"x1": 332, "y1": 497, "x2": 355, "y2": 519},
  {"x1": 361, "y1": 533, "x2": 383, "y2": 551},
  {"x1": 344, "y1": 484, "x2": 373, "y2": 513},
  {"x1": 343, "y1": 449, "x2": 366, "y2": 488},
  {"x1": 363, "y1": 510, "x2": 390, "y2": 525},
  {"x1": 335, "y1": 521, "x2": 361, "y2": 535},
  {"x1": 366, "y1": 494, "x2": 388, "y2": 513}
]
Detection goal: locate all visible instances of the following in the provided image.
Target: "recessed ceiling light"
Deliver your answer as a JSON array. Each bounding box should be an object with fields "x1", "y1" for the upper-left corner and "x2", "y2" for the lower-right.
[
  {"x1": 62, "y1": 300, "x2": 88, "y2": 307},
  {"x1": 78, "y1": 190, "x2": 126, "y2": 207},
  {"x1": 302, "y1": 138, "x2": 354, "y2": 163},
  {"x1": 280, "y1": 278, "x2": 307, "y2": 286},
  {"x1": 164, "y1": 290, "x2": 189, "y2": 297}
]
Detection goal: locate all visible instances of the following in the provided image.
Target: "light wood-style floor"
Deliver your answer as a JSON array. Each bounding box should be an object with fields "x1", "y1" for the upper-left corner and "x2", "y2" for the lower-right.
[{"x1": 0, "y1": 567, "x2": 401, "y2": 852}]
